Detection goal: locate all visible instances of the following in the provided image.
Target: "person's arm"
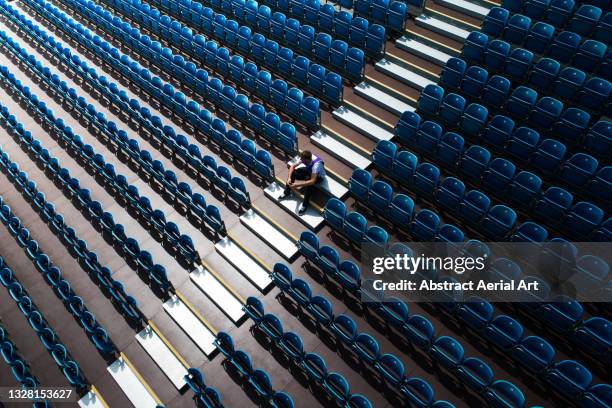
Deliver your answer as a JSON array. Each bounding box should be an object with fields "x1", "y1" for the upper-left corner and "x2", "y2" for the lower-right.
[
  {"x1": 286, "y1": 161, "x2": 300, "y2": 185},
  {"x1": 292, "y1": 172, "x2": 318, "y2": 188}
]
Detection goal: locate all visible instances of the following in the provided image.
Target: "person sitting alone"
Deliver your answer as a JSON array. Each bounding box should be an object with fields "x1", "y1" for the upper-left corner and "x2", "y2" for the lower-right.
[{"x1": 279, "y1": 150, "x2": 325, "y2": 215}]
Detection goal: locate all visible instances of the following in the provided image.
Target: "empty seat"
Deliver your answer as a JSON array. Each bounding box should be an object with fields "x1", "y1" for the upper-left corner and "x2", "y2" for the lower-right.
[
  {"x1": 549, "y1": 31, "x2": 582, "y2": 63},
  {"x1": 462, "y1": 66, "x2": 488, "y2": 98},
  {"x1": 504, "y1": 14, "x2": 531, "y2": 44},
  {"x1": 462, "y1": 32, "x2": 489, "y2": 63},
  {"x1": 530, "y1": 97, "x2": 563, "y2": 129},
  {"x1": 525, "y1": 22, "x2": 555, "y2": 53},
  {"x1": 440, "y1": 57, "x2": 467, "y2": 89},
  {"x1": 483, "y1": 8, "x2": 510, "y2": 37},
  {"x1": 553, "y1": 67, "x2": 587, "y2": 100}
]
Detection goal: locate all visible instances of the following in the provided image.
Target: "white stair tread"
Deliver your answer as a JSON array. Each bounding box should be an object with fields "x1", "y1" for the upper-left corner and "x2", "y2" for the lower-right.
[
  {"x1": 416, "y1": 14, "x2": 470, "y2": 42},
  {"x1": 215, "y1": 237, "x2": 273, "y2": 290},
  {"x1": 333, "y1": 106, "x2": 394, "y2": 142},
  {"x1": 287, "y1": 155, "x2": 349, "y2": 198},
  {"x1": 107, "y1": 357, "x2": 159, "y2": 408},
  {"x1": 435, "y1": 0, "x2": 489, "y2": 18},
  {"x1": 396, "y1": 36, "x2": 454, "y2": 65},
  {"x1": 310, "y1": 130, "x2": 371, "y2": 169},
  {"x1": 355, "y1": 80, "x2": 416, "y2": 115},
  {"x1": 78, "y1": 391, "x2": 106, "y2": 408},
  {"x1": 264, "y1": 182, "x2": 325, "y2": 230},
  {"x1": 190, "y1": 265, "x2": 246, "y2": 323},
  {"x1": 375, "y1": 59, "x2": 437, "y2": 92},
  {"x1": 163, "y1": 295, "x2": 217, "y2": 356},
  {"x1": 136, "y1": 326, "x2": 187, "y2": 390},
  {"x1": 240, "y1": 209, "x2": 298, "y2": 260}
]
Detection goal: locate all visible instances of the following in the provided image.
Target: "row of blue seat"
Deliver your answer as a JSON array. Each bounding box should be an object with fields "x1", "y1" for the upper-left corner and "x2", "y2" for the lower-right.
[
  {"x1": 0, "y1": 36, "x2": 235, "y2": 232},
  {"x1": 0, "y1": 176, "x2": 117, "y2": 357},
  {"x1": 0, "y1": 94, "x2": 172, "y2": 292},
  {"x1": 146, "y1": 0, "x2": 368, "y2": 81},
  {"x1": 325, "y1": 196, "x2": 609, "y2": 304},
  {"x1": 388, "y1": 117, "x2": 610, "y2": 234},
  {"x1": 501, "y1": 0, "x2": 609, "y2": 37},
  {"x1": 0, "y1": 0, "x2": 279, "y2": 184},
  {"x1": 352, "y1": 163, "x2": 541, "y2": 241},
  {"x1": 0, "y1": 4, "x2": 268, "y2": 186},
  {"x1": 483, "y1": 7, "x2": 608, "y2": 61},
  {"x1": 416, "y1": 86, "x2": 611, "y2": 202},
  {"x1": 0, "y1": 59, "x2": 213, "y2": 262},
  {"x1": 421, "y1": 83, "x2": 597, "y2": 153},
  {"x1": 79, "y1": 0, "x2": 340, "y2": 113},
  {"x1": 293, "y1": 238, "x2": 539, "y2": 408},
  {"x1": 462, "y1": 31, "x2": 610, "y2": 80},
  {"x1": 211, "y1": 332, "x2": 296, "y2": 408},
  {"x1": 395, "y1": 107, "x2": 607, "y2": 194},
  {"x1": 353, "y1": 0, "x2": 407, "y2": 33},
  {"x1": 296, "y1": 231, "x2": 612, "y2": 396},
  {"x1": 47, "y1": 0, "x2": 309, "y2": 150},
  {"x1": 0, "y1": 323, "x2": 47, "y2": 404},
  {"x1": 102, "y1": 0, "x2": 339, "y2": 109},
  {"x1": 0, "y1": 149, "x2": 143, "y2": 324},
  {"x1": 211, "y1": 0, "x2": 385, "y2": 57},
  {"x1": 376, "y1": 135, "x2": 610, "y2": 240},
  {"x1": 441, "y1": 57, "x2": 610, "y2": 124},
  {"x1": 183, "y1": 368, "x2": 227, "y2": 408},
  {"x1": 239, "y1": 0, "x2": 388, "y2": 56},
  {"x1": 0, "y1": 234, "x2": 86, "y2": 388},
  {"x1": 241, "y1": 298, "x2": 380, "y2": 408},
  {"x1": 247, "y1": 279, "x2": 458, "y2": 408}
]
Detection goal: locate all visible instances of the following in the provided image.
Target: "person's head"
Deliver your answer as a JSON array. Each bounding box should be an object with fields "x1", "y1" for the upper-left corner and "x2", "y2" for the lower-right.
[{"x1": 300, "y1": 150, "x2": 313, "y2": 164}]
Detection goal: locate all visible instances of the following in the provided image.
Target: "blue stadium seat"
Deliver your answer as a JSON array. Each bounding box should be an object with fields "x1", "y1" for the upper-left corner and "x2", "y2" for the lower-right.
[
  {"x1": 485, "y1": 39, "x2": 511, "y2": 71},
  {"x1": 461, "y1": 104, "x2": 488, "y2": 137},
  {"x1": 393, "y1": 150, "x2": 418, "y2": 182},
  {"x1": 396, "y1": 111, "x2": 421, "y2": 146},
  {"x1": 344, "y1": 211, "x2": 367, "y2": 242},
  {"x1": 547, "y1": 360, "x2": 593, "y2": 399},
  {"x1": 456, "y1": 357, "x2": 494, "y2": 392},
  {"x1": 323, "y1": 372, "x2": 350, "y2": 404},
  {"x1": 413, "y1": 163, "x2": 440, "y2": 197},
  {"x1": 549, "y1": 31, "x2": 582, "y2": 63},
  {"x1": 430, "y1": 336, "x2": 464, "y2": 370},
  {"x1": 462, "y1": 31, "x2": 489, "y2": 63},
  {"x1": 459, "y1": 145, "x2": 491, "y2": 179},
  {"x1": 355, "y1": 333, "x2": 381, "y2": 365},
  {"x1": 507, "y1": 171, "x2": 542, "y2": 205},
  {"x1": 505, "y1": 14, "x2": 531, "y2": 44},
  {"x1": 525, "y1": 22, "x2": 555, "y2": 53},
  {"x1": 481, "y1": 205, "x2": 517, "y2": 239},
  {"x1": 417, "y1": 121, "x2": 443, "y2": 154},
  {"x1": 485, "y1": 315, "x2": 524, "y2": 350},
  {"x1": 389, "y1": 194, "x2": 414, "y2": 228},
  {"x1": 512, "y1": 335, "x2": 555, "y2": 373},
  {"x1": 587, "y1": 166, "x2": 611, "y2": 202},
  {"x1": 546, "y1": 0, "x2": 576, "y2": 27},
  {"x1": 417, "y1": 84, "x2": 444, "y2": 116},
  {"x1": 440, "y1": 93, "x2": 466, "y2": 126},
  {"x1": 440, "y1": 57, "x2": 467, "y2": 89},
  {"x1": 460, "y1": 190, "x2": 490, "y2": 224},
  {"x1": 368, "y1": 181, "x2": 393, "y2": 213},
  {"x1": 560, "y1": 153, "x2": 598, "y2": 188},
  {"x1": 349, "y1": 169, "x2": 372, "y2": 202},
  {"x1": 482, "y1": 75, "x2": 511, "y2": 108},
  {"x1": 483, "y1": 7, "x2": 510, "y2": 37},
  {"x1": 581, "y1": 384, "x2": 612, "y2": 408},
  {"x1": 507, "y1": 126, "x2": 538, "y2": 160},
  {"x1": 505, "y1": 48, "x2": 534, "y2": 79},
  {"x1": 510, "y1": 221, "x2": 549, "y2": 242},
  {"x1": 483, "y1": 157, "x2": 516, "y2": 193},
  {"x1": 506, "y1": 86, "x2": 537, "y2": 119},
  {"x1": 411, "y1": 209, "x2": 440, "y2": 241},
  {"x1": 402, "y1": 378, "x2": 434, "y2": 408},
  {"x1": 437, "y1": 132, "x2": 464, "y2": 168},
  {"x1": 584, "y1": 120, "x2": 611, "y2": 157},
  {"x1": 403, "y1": 315, "x2": 435, "y2": 350},
  {"x1": 579, "y1": 77, "x2": 611, "y2": 113},
  {"x1": 563, "y1": 201, "x2": 604, "y2": 238},
  {"x1": 530, "y1": 138, "x2": 567, "y2": 175},
  {"x1": 574, "y1": 40, "x2": 606, "y2": 72},
  {"x1": 436, "y1": 177, "x2": 465, "y2": 212},
  {"x1": 372, "y1": 140, "x2": 397, "y2": 173},
  {"x1": 484, "y1": 380, "x2": 526, "y2": 408},
  {"x1": 483, "y1": 115, "x2": 515, "y2": 148},
  {"x1": 531, "y1": 96, "x2": 563, "y2": 130},
  {"x1": 462, "y1": 66, "x2": 488, "y2": 98},
  {"x1": 529, "y1": 58, "x2": 561, "y2": 90},
  {"x1": 324, "y1": 198, "x2": 348, "y2": 230},
  {"x1": 574, "y1": 317, "x2": 612, "y2": 358}
]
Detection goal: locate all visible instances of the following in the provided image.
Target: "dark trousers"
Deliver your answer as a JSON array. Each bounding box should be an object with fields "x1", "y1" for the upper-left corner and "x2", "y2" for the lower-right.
[{"x1": 284, "y1": 167, "x2": 318, "y2": 206}]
